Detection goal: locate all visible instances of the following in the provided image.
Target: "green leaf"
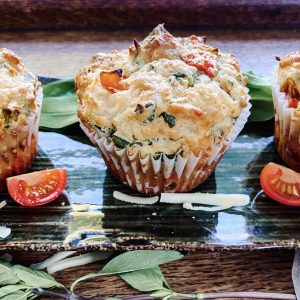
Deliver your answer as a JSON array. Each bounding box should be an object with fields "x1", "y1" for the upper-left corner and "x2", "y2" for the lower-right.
[
  {"x1": 12, "y1": 265, "x2": 63, "y2": 289},
  {"x1": 101, "y1": 250, "x2": 183, "y2": 274},
  {"x1": 112, "y1": 135, "x2": 129, "y2": 149},
  {"x1": 0, "y1": 271, "x2": 19, "y2": 286},
  {"x1": 0, "y1": 284, "x2": 28, "y2": 298},
  {"x1": 119, "y1": 266, "x2": 171, "y2": 292},
  {"x1": 1, "y1": 290, "x2": 32, "y2": 300},
  {"x1": 244, "y1": 71, "x2": 274, "y2": 122},
  {"x1": 0, "y1": 261, "x2": 11, "y2": 273},
  {"x1": 71, "y1": 250, "x2": 183, "y2": 292},
  {"x1": 43, "y1": 78, "x2": 75, "y2": 97},
  {"x1": 40, "y1": 78, "x2": 78, "y2": 130},
  {"x1": 0, "y1": 261, "x2": 19, "y2": 286}
]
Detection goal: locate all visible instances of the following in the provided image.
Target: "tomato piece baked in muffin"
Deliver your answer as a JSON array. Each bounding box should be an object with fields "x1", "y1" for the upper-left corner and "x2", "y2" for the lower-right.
[
  {"x1": 0, "y1": 48, "x2": 42, "y2": 190},
  {"x1": 76, "y1": 25, "x2": 250, "y2": 195},
  {"x1": 273, "y1": 51, "x2": 300, "y2": 171}
]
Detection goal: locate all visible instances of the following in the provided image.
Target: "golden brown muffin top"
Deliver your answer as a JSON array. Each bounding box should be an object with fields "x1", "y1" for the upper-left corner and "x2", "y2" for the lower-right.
[
  {"x1": 0, "y1": 48, "x2": 40, "y2": 133},
  {"x1": 76, "y1": 25, "x2": 249, "y2": 157},
  {"x1": 278, "y1": 51, "x2": 300, "y2": 98}
]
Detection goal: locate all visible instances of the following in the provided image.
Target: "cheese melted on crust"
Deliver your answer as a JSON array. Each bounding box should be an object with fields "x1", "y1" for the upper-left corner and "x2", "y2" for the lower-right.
[
  {"x1": 278, "y1": 51, "x2": 300, "y2": 98},
  {"x1": 0, "y1": 48, "x2": 40, "y2": 132},
  {"x1": 76, "y1": 25, "x2": 249, "y2": 157}
]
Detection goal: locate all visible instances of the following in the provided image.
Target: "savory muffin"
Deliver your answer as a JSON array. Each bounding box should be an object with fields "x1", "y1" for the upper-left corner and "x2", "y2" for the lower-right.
[
  {"x1": 274, "y1": 51, "x2": 300, "y2": 171},
  {"x1": 76, "y1": 25, "x2": 250, "y2": 195},
  {"x1": 0, "y1": 48, "x2": 42, "y2": 190}
]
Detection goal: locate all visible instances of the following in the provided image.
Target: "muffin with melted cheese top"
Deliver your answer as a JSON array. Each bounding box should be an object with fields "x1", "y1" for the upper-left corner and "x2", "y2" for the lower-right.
[
  {"x1": 0, "y1": 48, "x2": 42, "y2": 190},
  {"x1": 274, "y1": 51, "x2": 300, "y2": 171},
  {"x1": 77, "y1": 25, "x2": 250, "y2": 195}
]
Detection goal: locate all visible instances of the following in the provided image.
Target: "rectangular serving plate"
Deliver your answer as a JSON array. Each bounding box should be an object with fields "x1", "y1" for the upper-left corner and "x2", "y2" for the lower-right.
[{"x1": 1, "y1": 119, "x2": 300, "y2": 252}]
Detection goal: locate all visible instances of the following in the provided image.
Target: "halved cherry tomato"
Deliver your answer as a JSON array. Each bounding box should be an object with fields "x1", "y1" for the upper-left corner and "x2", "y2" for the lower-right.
[
  {"x1": 100, "y1": 69, "x2": 126, "y2": 92},
  {"x1": 260, "y1": 162, "x2": 300, "y2": 206},
  {"x1": 288, "y1": 97, "x2": 300, "y2": 108},
  {"x1": 6, "y1": 169, "x2": 67, "y2": 207},
  {"x1": 181, "y1": 53, "x2": 216, "y2": 77}
]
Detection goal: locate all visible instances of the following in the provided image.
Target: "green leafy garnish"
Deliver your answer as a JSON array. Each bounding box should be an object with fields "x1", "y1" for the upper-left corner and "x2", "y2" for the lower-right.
[
  {"x1": 244, "y1": 71, "x2": 273, "y2": 122},
  {"x1": 71, "y1": 250, "x2": 183, "y2": 292},
  {"x1": 160, "y1": 112, "x2": 176, "y2": 128},
  {"x1": 0, "y1": 260, "x2": 63, "y2": 299},
  {"x1": 172, "y1": 72, "x2": 186, "y2": 78},
  {"x1": 112, "y1": 135, "x2": 130, "y2": 149},
  {"x1": 119, "y1": 266, "x2": 171, "y2": 294},
  {"x1": 40, "y1": 78, "x2": 78, "y2": 130}
]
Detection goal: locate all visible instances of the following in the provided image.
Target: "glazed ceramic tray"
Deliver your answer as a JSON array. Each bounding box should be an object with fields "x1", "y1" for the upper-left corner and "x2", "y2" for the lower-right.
[{"x1": 0, "y1": 80, "x2": 299, "y2": 252}]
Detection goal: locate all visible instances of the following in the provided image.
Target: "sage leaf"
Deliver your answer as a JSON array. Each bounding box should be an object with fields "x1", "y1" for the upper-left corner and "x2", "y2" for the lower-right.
[
  {"x1": 0, "y1": 261, "x2": 19, "y2": 286},
  {"x1": 47, "y1": 252, "x2": 111, "y2": 274},
  {"x1": 40, "y1": 95, "x2": 78, "y2": 130},
  {"x1": 244, "y1": 71, "x2": 273, "y2": 122},
  {"x1": 12, "y1": 265, "x2": 63, "y2": 289},
  {"x1": 40, "y1": 78, "x2": 78, "y2": 130},
  {"x1": 71, "y1": 250, "x2": 183, "y2": 292},
  {"x1": 31, "y1": 251, "x2": 77, "y2": 270},
  {"x1": 0, "y1": 261, "x2": 11, "y2": 273},
  {"x1": 101, "y1": 250, "x2": 183, "y2": 274},
  {"x1": 1, "y1": 290, "x2": 33, "y2": 300},
  {"x1": 0, "y1": 284, "x2": 29, "y2": 297},
  {"x1": 119, "y1": 266, "x2": 171, "y2": 292},
  {"x1": 0, "y1": 271, "x2": 19, "y2": 286}
]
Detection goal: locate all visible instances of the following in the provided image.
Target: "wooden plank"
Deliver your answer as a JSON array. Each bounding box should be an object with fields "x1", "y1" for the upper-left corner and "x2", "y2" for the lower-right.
[
  {"x1": 2, "y1": 29, "x2": 300, "y2": 78},
  {"x1": 0, "y1": 0, "x2": 299, "y2": 30}
]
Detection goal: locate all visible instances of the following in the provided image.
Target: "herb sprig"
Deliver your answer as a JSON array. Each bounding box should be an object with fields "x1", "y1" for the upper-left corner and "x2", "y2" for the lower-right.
[
  {"x1": 0, "y1": 259, "x2": 63, "y2": 299},
  {"x1": 0, "y1": 250, "x2": 296, "y2": 300}
]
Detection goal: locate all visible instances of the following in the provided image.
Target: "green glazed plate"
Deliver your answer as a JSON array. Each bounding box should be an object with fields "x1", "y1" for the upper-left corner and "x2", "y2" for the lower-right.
[{"x1": 0, "y1": 79, "x2": 299, "y2": 252}]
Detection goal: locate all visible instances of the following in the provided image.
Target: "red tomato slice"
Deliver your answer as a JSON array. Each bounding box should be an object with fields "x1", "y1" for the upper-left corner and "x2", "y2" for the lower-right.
[
  {"x1": 288, "y1": 97, "x2": 299, "y2": 108},
  {"x1": 181, "y1": 53, "x2": 216, "y2": 77},
  {"x1": 260, "y1": 162, "x2": 300, "y2": 206},
  {"x1": 6, "y1": 169, "x2": 67, "y2": 207},
  {"x1": 100, "y1": 69, "x2": 126, "y2": 92}
]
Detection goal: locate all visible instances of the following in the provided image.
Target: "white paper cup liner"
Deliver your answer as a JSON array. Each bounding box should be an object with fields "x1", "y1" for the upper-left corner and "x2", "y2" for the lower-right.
[
  {"x1": 80, "y1": 101, "x2": 251, "y2": 195},
  {"x1": 0, "y1": 88, "x2": 42, "y2": 190},
  {"x1": 272, "y1": 71, "x2": 300, "y2": 171}
]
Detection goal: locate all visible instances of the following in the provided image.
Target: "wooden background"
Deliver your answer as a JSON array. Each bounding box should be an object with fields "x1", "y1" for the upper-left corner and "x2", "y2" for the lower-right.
[{"x1": 0, "y1": 0, "x2": 299, "y2": 30}]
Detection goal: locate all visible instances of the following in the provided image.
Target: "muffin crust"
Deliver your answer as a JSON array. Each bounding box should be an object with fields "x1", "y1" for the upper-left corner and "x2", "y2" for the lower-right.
[{"x1": 77, "y1": 25, "x2": 249, "y2": 157}]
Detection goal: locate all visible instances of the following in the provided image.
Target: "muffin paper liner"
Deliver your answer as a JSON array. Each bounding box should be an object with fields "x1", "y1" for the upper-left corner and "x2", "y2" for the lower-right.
[
  {"x1": 80, "y1": 101, "x2": 251, "y2": 195},
  {"x1": 273, "y1": 75, "x2": 300, "y2": 171},
  {"x1": 0, "y1": 88, "x2": 42, "y2": 190}
]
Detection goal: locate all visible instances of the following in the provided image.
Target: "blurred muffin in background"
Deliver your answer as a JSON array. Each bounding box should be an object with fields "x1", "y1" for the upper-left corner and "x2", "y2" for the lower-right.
[
  {"x1": 76, "y1": 25, "x2": 250, "y2": 195},
  {"x1": 0, "y1": 48, "x2": 42, "y2": 190},
  {"x1": 273, "y1": 51, "x2": 300, "y2": 171}
]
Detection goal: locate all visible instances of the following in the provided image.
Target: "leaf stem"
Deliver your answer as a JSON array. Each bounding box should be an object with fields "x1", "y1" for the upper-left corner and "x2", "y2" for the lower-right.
[{"x1": 171, "y1": 291, "x2": 296, "y2": 300}]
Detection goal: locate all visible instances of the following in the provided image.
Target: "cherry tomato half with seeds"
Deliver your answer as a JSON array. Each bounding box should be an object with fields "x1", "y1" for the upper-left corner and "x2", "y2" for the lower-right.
[
  {"x1": 6, "y1": 169, "x2": 67, "y2": 207},
  {"x1": 260, "y1": 162, "x2": 300, "y2": 206}
]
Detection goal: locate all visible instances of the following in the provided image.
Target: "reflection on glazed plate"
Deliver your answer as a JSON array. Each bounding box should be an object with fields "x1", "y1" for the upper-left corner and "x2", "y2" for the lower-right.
[{"x1": 1, "y1": 126, "x2": 300, "y2": 251}]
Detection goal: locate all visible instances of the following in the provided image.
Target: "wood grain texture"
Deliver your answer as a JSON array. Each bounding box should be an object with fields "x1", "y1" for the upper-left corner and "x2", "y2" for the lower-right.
[
  {"x1": 3, "y1": 250, "x2": 295, "y2": 299},
  {"x1": 1, "y1": 29, "x2": 300, "y2": 78},
  {"x1": 0, "y1": 0, "x2": 299, "y2": 30}
]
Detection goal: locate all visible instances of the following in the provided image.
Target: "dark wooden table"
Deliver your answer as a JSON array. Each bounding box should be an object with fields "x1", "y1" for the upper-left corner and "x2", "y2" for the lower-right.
[{"x1": 1, "y1": 27, "x2": 300, "y2": 299}]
